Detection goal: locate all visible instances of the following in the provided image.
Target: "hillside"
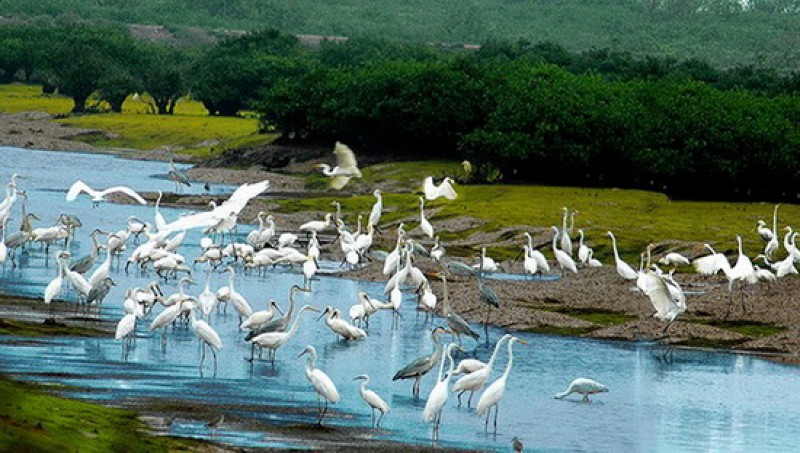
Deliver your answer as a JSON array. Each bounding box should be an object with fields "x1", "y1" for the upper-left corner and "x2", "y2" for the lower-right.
[{"x1": 0, "y1": 0, "x2": 799, "y2": 69}]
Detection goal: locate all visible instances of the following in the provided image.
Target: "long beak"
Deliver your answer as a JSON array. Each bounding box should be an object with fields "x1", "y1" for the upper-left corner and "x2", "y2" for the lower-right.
[
  {"x1": 517, "y1": 339, "x2": 529, "y2": 345},
  {"x1": 297, "y1": 350, "x2": 308, "y2": 358},
  {"x1": 316, "y1": 308, "x2": 328, "y2": 321},
  {"x1": 274, "y1": 304, "x2": 284, "y2": 316}
]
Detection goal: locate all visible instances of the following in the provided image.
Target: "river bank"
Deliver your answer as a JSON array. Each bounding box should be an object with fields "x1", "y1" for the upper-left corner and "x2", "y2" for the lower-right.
[{"x1": 1, "y1": 109, "x2": 799, "y2": 361}]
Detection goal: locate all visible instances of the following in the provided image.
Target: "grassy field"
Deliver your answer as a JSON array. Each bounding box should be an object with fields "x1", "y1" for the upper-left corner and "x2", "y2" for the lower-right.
[
  {"x1": 0, "y1": 376, "x2": 203, "y2": 452},
  {"x1": 0, "y1": 84, "x2": 271, "y2": 158},
  {"x1": 277, "y1": 160, "x2": 799, "y2": 263}
]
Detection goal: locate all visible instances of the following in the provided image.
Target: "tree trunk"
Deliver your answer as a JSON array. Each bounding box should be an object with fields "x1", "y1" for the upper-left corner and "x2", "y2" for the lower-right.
[{"x1": 71, "y1": 92, "x2": 90, "y2": 113}]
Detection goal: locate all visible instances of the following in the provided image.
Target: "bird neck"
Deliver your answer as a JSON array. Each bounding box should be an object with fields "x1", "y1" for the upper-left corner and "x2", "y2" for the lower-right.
[
  {"x1": 486, "y1": 336, "x2": 508, "y2": 369},
  {"x1": 501, "y1": 341, "x2": 516, "y2": 379}
]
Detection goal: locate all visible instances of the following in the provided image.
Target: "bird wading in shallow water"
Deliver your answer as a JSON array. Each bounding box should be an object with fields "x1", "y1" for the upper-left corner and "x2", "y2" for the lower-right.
[{"x1": 554, "y1": 377, "x2": 609, "y2": 402}]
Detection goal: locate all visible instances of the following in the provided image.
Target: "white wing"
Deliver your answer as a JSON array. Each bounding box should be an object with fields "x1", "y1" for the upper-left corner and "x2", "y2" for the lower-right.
[
  {"x1": 334, "y1": 142, "x2": 359, "y2": 171},
  {"x1": 643, "y1": 272, "x2": 673, "y2": 318},
  {"x1": 99, "y1": 186, "x2": 147, "y2": 205},
  {"x1": 693, "y1": 254, "x2": 723, "y2": 276},
  {"x1": 221, "y1": 180, "x2": 270, "y2": 214},
  {"x1": 310, "y1": 369, "x2": 340, "y2": 403},
  {"x1": 65, "y1": 180, "x2": 98, "y2": 201},
  {"x1": 439, "y1": 179, "x2": 458, "y2": 200},
  {"x1": 330, "y1": 175, "x2": 352, "y2": 190},
  {"x1": 423, "y1": 177, "x2": 436, "y2": 200}
]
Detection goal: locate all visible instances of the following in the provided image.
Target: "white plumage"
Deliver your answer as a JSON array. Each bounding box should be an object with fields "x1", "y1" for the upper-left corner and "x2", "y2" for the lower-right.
[
  {"x1": 554, "y1": 377, "x2": 609, "y2": 402},
  {"x1": 607, "y1": 231, "x2": 638, "y2": 280},
  {"x1": 423, "y1": 176, "x2": 458, "y2": 201},
  {"x1": 66, "y1": 180, "x2": 147, "y2": 205}
]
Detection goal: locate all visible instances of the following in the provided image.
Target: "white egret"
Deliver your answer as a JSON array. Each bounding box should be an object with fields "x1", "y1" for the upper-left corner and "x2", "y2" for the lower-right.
[
  {"x1": 350, "y1": 292, "x2": 377, "y2": 327},
  {"x1": 189, "y1": 305, "x2": 223, "y2": 373},
  {"x1": 607, "y1": 231, "x2": 638, "y2": 280},
  {"x1": 586, "y1": 249, "x2": 603, "y2": 267},
  {"x1": 577, "y1": 229, "x2": 590, "y2": 264},
  {"x1": 472, "y1": 247, "x2": 499, "y2": 272},
  {"x1": 430, "y1": 236, "x2": 444, "y2": 262},
  {"x1": 299, "y1": 213, "x2": 333, "y2": 236},
  {"x1": 316, "y1": 141, "x2": 362, "y2": 190},
  {"x1": 367, "y1": 189, "x2": 383, "y2": 230},
  {"x1": 693, "y1": 243, "x2": 731, "y2": 276},
  {"x1": 354, "y1": 374, "x2": 390, "y2": 428},
  {"x1": 319, "y1": 306, "x2": 366, "y2": 341},
  {"x1": 452, "y1": 334, "x2": 511, "y2": 408},
  {"x1": 559, "y1": 207, "x2": 573, "y2": 256},
  {"x1": 419, "y1": 197, "x2": 434, "y2": 238},
  {"x1": 551, "y1": 226, "x2": 577, "y2": 275},
  {"x1": 249, "y1": 305, "x2": 319, "y2": 364},
  {"x1": 764, "y1": 204, "x2": 780, "y2": 259},
  {"x1": 756, "y1": 253, "x2": 798, "y2": 278},
  {"x1": 554, "y1": 378, "x2": 609, "y2": 402},
  {"x1": 658, "y1": 252, "x2": 690, "y2": 267},
  {"x1": 524, "y1": 232, "x2": 550, "y2": 274},
  {"x1": 44, "y1": 251, "x2": 70, "y2": 305},
  {"x1": 642, "y1": 269, "x2": 686, "y2": 335},
  {"x1": 422, "y1": 343, "x2": 459, "y2": 441},
  {"x1": 222, "y1": 266, "x2": 252, "y2": 320},
  {"x1": 476, "y1": 336, "x2": 527, "y2": 433},
  {"x1": 240, "y1": 300, "x2": 283, "y2": 331},
  {"x1": 453, "y1": 358, "x2": 487, "y2": 376},
  {"x1": 422, "y1": 176, "x2": 458, "y2": 201},
  {"x1": 299, "y1": 345, "x2": 340, "y2": 425},
  {"x1": 726, "y1": 235, "x2": 757, "y2": 315},
  {"x1": 66, "y1": 180, "x2": 147, "y2": 207}
]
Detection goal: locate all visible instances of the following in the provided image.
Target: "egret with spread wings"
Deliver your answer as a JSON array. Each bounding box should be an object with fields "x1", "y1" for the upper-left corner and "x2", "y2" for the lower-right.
[
  {"x1": 66, "y1": 180, "x2": 147, "y2": 207},
  {"x1": 316, "y1": 142, "x2": 362, "y2": 190}
]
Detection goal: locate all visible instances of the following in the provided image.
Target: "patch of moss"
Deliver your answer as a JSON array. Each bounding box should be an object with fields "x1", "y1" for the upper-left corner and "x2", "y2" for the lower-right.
[
  {"x1": 523, "y1": 325, "x2": 595, "y2": 336},
  {"x1": 0, "y1": 319, "x2": 107, "y2": 338},
  {"x1": 695, "y1": 319, "x2": 786, "y2": 338},
  {"x1": 532, "y1": 306, "x2": 634, "y2": 327},
  {"x1": 0, "y1": 376, "x2": 203, "y2": 452},
  {"x1": 672, "y1": 337, "x2": 746, "y2": 349}
]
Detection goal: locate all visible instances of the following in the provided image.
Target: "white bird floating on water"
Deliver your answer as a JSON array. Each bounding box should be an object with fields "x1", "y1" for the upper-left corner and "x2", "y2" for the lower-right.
[
  {"x1": 66, "y1": 180, "x2": 147, "y2": 207},
  {"x1": 316, "y1": 142, "x2": 362, "y2": 190},
  {"x1": 554, "y1": 377, "x2": 609, "y2": 402}
]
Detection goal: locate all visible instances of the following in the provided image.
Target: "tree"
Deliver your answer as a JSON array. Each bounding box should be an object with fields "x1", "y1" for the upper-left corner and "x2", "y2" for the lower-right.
[
  {"x1": 98, "y1": 65, "x2": 142, "y2": 112},
  {"x1": 140, "y1": 44, "x2": 190, "y2": 115}
]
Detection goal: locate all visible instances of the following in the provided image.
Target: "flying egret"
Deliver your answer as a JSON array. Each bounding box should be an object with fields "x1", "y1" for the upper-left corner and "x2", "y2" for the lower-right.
[
  {"x1": 476, "y1": 336, "x2": 527, "y2": 434},
  {"x1": 642, "y1": 267, "x2": 686, "y2": 336},
  {"x1": 422, "y1": 343, "x2": 459, "y2": 441},
  {"x1": 554, "y1": 377, "x2": 609, "y2": 402},
  {"x1": 452, "y1": 334, "x2": 511, "y2": 407},
  {"x1": 66, "y1": 180, "x2": 147, "y2": 207},
  {"x1": 607, "y1": 231, "x2": 638, "y2": 280},
  {"x1": 422, "y1": 176, "x2": 458, "y2": 201},
  {"x1": 316, "y1": 141, "x2": 362, "y2": 190},
  {"x1": 354, "y1": 374, "x2": 390, "y2": 428},
  {"x1": 299, "y1": 345, "x2": 340, "y2": 425},
  {"x1": 392, "y1": 326, "x2": 451, "y2": 398}
]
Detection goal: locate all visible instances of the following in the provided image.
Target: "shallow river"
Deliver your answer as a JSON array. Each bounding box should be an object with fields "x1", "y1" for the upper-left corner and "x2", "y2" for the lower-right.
[{"x1": 1, "y1": 147, "x2": 799, "y2": 451}]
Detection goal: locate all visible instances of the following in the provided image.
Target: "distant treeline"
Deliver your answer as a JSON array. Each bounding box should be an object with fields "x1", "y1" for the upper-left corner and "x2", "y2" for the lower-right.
[{"x1": 2, "y1": 24, "x2": 800, "y2": 200}]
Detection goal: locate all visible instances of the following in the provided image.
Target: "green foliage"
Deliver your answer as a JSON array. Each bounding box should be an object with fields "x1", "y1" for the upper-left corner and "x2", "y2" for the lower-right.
[{"x1": 0, "y1": 377, "x2": 203, "y2": 452}]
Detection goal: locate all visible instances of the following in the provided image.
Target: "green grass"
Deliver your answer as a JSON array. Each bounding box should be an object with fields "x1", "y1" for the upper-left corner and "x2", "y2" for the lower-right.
[
  {"x1": 695, "y1": 320, "x2": 787, "y2": 338},
  {"x1": 0, "y1": 84, "x2": 273, "y2": 157},
  {"x1": 273, "y1": 160, "x2": 800, "y2": 263},
  {"x1": 0, "y1": 319, "x2": 106, "y2": 338},
  {"x1": 0, "y1": 377, "x2": 201, "y2": 452},
  {"x1": 0, "y1": 84, "x2": 73, "y2": 114},
  {"x1": 533, "y1": 306, "x2": 635, "y2": 327}
]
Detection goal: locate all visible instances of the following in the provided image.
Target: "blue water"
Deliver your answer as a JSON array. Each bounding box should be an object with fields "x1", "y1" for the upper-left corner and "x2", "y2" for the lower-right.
[{"x1": 1, "y1": 146, "x2": 799, "y2": 451}]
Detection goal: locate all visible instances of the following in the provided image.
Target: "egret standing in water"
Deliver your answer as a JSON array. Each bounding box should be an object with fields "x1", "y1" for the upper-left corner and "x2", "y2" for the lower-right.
[
  {"x1": 354, "y1": 374, "x2": 390, "y2": 427},
  {"x1": 299, "y1": 345, "x2": 340, "y2": 425},
  {"x1": 422, "y1": 343, "x2": 459, "y2": 441},
  {"x1": 476, "y1": 336, "x2": 527, "y2": 434}
]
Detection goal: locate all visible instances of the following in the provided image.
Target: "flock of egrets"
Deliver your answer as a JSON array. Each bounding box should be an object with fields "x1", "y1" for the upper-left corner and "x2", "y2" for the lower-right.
[{"x1": 2, "y1": 142, "x2": 795, "y2": 444}]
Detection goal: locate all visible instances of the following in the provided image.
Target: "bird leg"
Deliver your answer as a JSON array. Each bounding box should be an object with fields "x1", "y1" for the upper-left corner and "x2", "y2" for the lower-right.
[
  {"x1": 484, "y1": 306, "x2": 491, "y2": 344},
  {"x1": 199, "y1": 344, "x2": 206, "y2": 369},
  {"x1": 457, "y1": 390, "x2": 464, "y2": 407},
  {"x1": 468, "y1": 391, "x2": 475, "y2": 408},
  {"x1": 493, "y1": 404, "x2": 499, "y2": 434},
  {"x1": 377, "y1": 410, "x2": 384, "y2": 428},
  {"x1": 371, "y1": 408, "x2": 375, "y2": 427}
]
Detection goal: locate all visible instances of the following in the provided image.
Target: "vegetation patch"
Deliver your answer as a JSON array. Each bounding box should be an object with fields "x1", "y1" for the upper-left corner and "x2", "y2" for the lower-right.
[
  {"x1": 532, "y1": 306, "x2": 634, "y2": 327},
  {"x1": 523, "y1": 325, "x2": 595, "y2": 337},
  {"x1": 0, "y1": 318, "x2": 107, "y2": 338},
  {"x1": 694, "y1": 319, "x2": 786, "y2": 338},
  {"x1": 0, "y1": 376, "x2": 203, "y2": 452}
]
